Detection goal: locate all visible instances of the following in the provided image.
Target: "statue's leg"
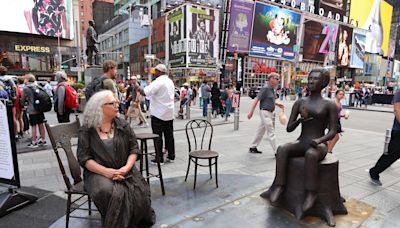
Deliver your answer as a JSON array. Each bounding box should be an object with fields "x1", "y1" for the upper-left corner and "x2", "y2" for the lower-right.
[
  {"x1": 303, "y1": 144, "x2": 328, "y2": 211},
  {"x1": 94, "y1": 46, "x2": 99, "y2": 65},
  {"x1": 87, "y1": 47, "x2": 93, "y2": 66},
  {"x1": 270, "y1": 142, "x2": 305, "y2": 202}
]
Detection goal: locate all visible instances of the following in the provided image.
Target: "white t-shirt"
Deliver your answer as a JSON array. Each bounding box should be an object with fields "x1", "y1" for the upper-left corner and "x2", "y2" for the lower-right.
[{"x1": 144, "y1": 75, "x2": 175, "y2": 121}]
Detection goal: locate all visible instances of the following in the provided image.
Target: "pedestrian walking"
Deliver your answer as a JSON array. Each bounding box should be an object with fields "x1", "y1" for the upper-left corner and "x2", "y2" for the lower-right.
[
  {"x1": 247, "y1": 73, "x2": 284, "y2": 154},
  {"x1": 224, "y1": 84, "x2": 235, "y2": 121},
  {"x1": 54, "y1": 71, "x2": 78, "y2": 123},
  {"x1": 211, "y1": 82, "x2": 222, "y2": 117},
  {"x1": 21, "y1": 74, "x2": 48, "y2": 148},
  {"x1": 369, "y1": 88, "x2": 400, "y2": 186},
  {"x1": 327, "y1": 90, "x2": 349, "y2": 153},
  {"x1": 138, "y1": 64, "x2": 175, "y2": 164},
  {"x1": 200, "y1": 80, "x2": 211, "y2": 117}
]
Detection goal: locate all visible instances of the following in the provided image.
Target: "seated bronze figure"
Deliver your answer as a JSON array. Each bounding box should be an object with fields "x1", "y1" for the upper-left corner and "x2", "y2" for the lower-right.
[{"x1": 269, "y1": 68, "x2": 338, "y2": 211}]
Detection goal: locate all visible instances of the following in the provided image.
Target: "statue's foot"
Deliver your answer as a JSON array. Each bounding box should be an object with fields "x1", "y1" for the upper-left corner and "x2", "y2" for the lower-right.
[
  {"x1": 302, "y1": 191, "x2": 317, "y2": 211},
  {"x1": 269, "y1": 186, "x2": 284, "y2": 203}
]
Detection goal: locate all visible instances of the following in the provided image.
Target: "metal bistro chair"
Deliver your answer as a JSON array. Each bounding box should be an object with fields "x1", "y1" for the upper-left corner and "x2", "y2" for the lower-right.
[
  {"x1": 184, "y1": 119, "x2": 219, "y2": 189},
  {"x1": 45, "y1": 117, "x2": 98, "y2": 228}
]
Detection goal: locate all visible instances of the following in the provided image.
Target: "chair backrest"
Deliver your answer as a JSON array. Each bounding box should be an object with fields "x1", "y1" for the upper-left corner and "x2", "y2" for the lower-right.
[
  {"x1": 185, "y1": 119, "x2": 213, "y2": 152},
  {"x1": 45, "y1": 118, "x2": 82, "y2": 190}
]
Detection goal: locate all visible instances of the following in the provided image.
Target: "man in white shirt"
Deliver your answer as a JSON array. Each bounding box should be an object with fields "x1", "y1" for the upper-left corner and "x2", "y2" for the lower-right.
[{"x1": 139, "y1": 64, "x2": 175, "y2": 163}]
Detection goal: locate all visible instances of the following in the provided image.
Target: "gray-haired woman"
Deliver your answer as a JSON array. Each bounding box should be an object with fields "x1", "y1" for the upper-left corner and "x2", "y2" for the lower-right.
[{"x1": 77, "y1": 90, "x2": 155, "y2": 227}]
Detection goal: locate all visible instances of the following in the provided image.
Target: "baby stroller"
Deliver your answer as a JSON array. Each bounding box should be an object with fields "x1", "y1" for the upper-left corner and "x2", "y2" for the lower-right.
[{"x1": 126, "y1": 101, "x2": 148, "y2": 128}]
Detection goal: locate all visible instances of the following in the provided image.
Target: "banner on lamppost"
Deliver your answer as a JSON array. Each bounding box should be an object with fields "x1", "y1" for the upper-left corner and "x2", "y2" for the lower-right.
[
  {"x1": 166, "y1": 6, "x2": 187, "y2": 68},
  {"x1": 350, "y1": 30, "x2": 366, "y2": 69},
  {"x1": 250, "y1": 2, "x2": 301, "y2": 61},
  {"x1": 227, "y1": 0, "x2": 254, "y2": 53},
  {"x1": 302, "y1": 18, "x2": 338, "y2": 62},
  {"x1": 337, "y1": 25, "x2": 353, "y2": 67},
  {"x1": 186, "y1": 5, "x2": 220, "y2": 68}
]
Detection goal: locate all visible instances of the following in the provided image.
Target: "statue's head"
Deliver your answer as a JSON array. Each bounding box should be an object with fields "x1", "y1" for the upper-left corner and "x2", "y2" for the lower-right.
[
  {"x1": 308, "y1": 68, "x2": 330, "y2": 92},
  {"x1": 89, "y1": 20, "x2": 95, "y2": 27}
]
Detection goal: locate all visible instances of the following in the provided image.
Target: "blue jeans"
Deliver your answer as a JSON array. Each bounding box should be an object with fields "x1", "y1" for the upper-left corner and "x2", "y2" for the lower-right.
[
  {"x1": 225, "y1": 98, "x2": 232, "y2": 118},
  {"x1": 202, "y1": 98, "x2": 209, "y2": 117}
]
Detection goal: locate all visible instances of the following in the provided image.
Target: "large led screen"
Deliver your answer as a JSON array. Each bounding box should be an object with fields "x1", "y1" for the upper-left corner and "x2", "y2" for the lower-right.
[
  {"x1": 349, "y1": 0, "x2": 393, "y2": 56},
  {"x1": 250, "y1": 2, "x2": 301, "y2": 60},
  {"x1": 337, "y1": 25, "x2": 353, "y2": 67},
  {"x1": 0, "y1": 0, "x2": 74, "y2": 40}
]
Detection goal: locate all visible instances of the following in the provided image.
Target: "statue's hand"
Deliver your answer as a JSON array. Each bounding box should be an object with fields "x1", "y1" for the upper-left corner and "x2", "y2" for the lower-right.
[
  {"x1": 299, "y1": 117, "x2": 313, "y2": 123},
  {"x1": 310, "y1": 139, "x2": 320, "y2": 148}
]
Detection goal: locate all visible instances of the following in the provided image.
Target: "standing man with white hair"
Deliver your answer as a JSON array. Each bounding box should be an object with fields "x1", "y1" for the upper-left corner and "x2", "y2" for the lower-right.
[
  {"x1": 138, "y1": 64, "x2": 175, "y2": 164},
  {"x1": 54, "y1": 71, "x2": 71, "y2": 123}
]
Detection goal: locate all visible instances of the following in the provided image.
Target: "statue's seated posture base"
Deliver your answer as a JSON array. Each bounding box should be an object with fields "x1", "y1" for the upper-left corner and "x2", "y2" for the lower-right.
[{"x1": 261, "y1": 153, "x2": 347, "y2": 227}]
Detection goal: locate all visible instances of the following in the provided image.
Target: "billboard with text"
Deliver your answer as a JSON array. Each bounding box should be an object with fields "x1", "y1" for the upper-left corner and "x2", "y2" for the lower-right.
[
  {"x1": 167, "y1": 6, "x2": 187, "y2": 68},
  {"x1": 227, "y1": 0, "x2": 254, "y2": 53}
]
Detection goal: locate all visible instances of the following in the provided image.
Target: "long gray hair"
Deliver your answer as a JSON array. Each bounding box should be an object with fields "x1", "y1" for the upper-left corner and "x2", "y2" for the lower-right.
[{"x1": 83, "y1": 90, "x2": 113, "y2": 128}]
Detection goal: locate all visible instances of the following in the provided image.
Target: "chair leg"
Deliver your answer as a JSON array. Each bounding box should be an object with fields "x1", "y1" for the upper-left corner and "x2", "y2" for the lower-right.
[
  {"x1": 215, "y1": 157, "x2": 218, "y2": 188},
  {"x1": 155, "y1": 144, "x2": 165, "y2": 196},
  {"x1": 209, "y1": 158, "x2": 212, "y2": 179},
  {"x1": 185, "y1": 157, "x2": 191, "y2": 182},
  {"x1": 140, "y1": 140, "x2": 144, "y2": 175},
  {"x1": 88, "y1": 196, "x2": 92, "y2": 216},
  {"x1": 144, "y1": 140, "x2": 150, "y2": 184},
  {"x1": 194, "y1": 158, "x2": 198, "y2": 190},
  {"x1": 65, "y1": 193, "x2": 71, "y2": 228}
]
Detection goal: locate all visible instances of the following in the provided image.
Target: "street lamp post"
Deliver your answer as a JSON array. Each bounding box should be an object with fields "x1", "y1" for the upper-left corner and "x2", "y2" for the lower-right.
[
  {"x1": 57, "y1": 35, "x2": 62, "y2": 69},
  {"x1": 147, "y1": 0, "x2": 153, "y2": 82}
]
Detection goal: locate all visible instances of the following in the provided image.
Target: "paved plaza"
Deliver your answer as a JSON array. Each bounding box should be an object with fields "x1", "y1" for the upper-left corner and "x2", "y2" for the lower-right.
[{"x1": 1, "y1": 96, "x2": 400, "y2": 228}]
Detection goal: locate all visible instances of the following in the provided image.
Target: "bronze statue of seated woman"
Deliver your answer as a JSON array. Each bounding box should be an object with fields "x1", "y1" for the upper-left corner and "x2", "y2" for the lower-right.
[{"x1": 269, "y1": 68, "x2": 338, "y2": 212}]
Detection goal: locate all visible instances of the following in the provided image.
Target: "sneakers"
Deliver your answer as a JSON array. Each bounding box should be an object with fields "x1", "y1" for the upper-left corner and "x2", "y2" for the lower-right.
[
  {"x1": 38, "y1": 138, "x2": 47, "y2": 146},
  {"x1": 249, "y1": 147, "x2": 262, "y2": 154},
  {"x1": 369, "y1": 169, "x2": 382, "y2": 186},
  {"x1": 27, "y1": 141, "x2": 38, "y2": 148},
  {"x1": 165, "y1": 158, "x2": 175, "y2": 163}
]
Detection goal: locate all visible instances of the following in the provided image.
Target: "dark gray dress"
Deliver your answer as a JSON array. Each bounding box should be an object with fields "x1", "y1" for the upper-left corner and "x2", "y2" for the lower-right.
[{"x1": 77, "y1": 117, "x2": 155, "y2": 228}]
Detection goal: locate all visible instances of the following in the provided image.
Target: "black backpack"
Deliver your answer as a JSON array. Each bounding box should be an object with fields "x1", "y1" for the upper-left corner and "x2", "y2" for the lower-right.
[
  {"x1": 0, "y1": 77, "x2": 17, "y2": 105},
  {"x1": 29, "y1": 85, "x2": 52, "y2": 112},
  {"x1": 85, "y1": 76, "x2": 107, "y2": 100}
]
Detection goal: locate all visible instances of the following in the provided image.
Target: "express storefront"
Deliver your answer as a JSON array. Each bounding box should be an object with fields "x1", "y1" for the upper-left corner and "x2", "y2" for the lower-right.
[{"x1": 0, "y1": 34, "x2": 78, "y2": 82}]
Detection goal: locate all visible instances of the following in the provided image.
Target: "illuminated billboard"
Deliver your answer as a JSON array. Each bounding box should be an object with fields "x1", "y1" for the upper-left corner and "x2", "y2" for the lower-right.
[
  {"x1": 349, "y1": 0, "x2": 393, "y2": 56},
  {"x1": 350, "y1": 30, "x2": 366, "y2": 69},
  {"x1": 0, "y1": 0, "x2": 74, "y2": 40},
  {"x1": 337, "y1": 25, "x2": 353, "y2": 67},
  {"x1": 166, "y1": 6, "x2": 187, "y2": 68},
  {"x1": 250, "y1": 2, "x2": 301, "y2": 60},
  {"x1": 227, "y1": 0, "x2": 254, "y2": 53}
]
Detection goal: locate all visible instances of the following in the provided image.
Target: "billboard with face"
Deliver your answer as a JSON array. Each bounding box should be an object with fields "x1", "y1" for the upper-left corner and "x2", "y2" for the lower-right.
[
  {"x1": 167, "y1": 6, "x2": 187, "y2": 68},
  {"x1": 227, "y1": 0, "x2": 254, "y2": 53},
  {"x1": 187, "y1": 5, "x2": 220, "y2": 68},
  {"x1": 0, "y1": 0, "x2": 74, "y2": 40},
  {"x1": 302, "y1": 18, "x2": 338, "y2": 62},
  {"x1": 350, "y1": 30, "x2": 366, "y2": 69},
  {"x1": 349, "y1": 0, "x2": 393, "y2": 56},
  {"x1": 337, "y1": 25, "x2": 353, "y2": 67},
  {"x1": 250, "y1": 2, "x2": 301, "y2": 60}
]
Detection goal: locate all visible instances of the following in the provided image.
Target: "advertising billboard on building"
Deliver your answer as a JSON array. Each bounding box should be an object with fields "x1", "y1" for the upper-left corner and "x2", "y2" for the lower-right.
[
  {"x1": 302, "y1": 18, "x2": 338, "y2": 62},
  {"x1": 227, "y1": 0, "x2": 254, "y2": 53},
  {"x1": 186, "y1": 5, "x2": 220, "y2": 68},
  {"x1": 0, "y1": 0, "x2": 74, "y2": 40},
  {"x1": 250, "y1": 2, "x2": 301, "y2": 60},
  {"x1": 349, "y1": 0, "x2": 393, "y2": 56},
  {"x1": 166, "y1": 6, "x2": 187, "y2": 68},
  {"x1": 317, "y1": 0, "x2": 348, "y2": 20},
  {"x1": 350, "y1": 30, "x2": 366, "y2": 69},
  {"x1": 337, "y1": 25, "x2": 353, "y2": 67}
]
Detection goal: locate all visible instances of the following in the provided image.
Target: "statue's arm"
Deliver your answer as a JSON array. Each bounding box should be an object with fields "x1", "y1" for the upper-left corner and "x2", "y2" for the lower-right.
[
  {"x1": 286, "y1": 100, "x2": 301, "y2": 132},
  {"x1": 312, "y1": 102, "x2": 338, "y2": 146}
]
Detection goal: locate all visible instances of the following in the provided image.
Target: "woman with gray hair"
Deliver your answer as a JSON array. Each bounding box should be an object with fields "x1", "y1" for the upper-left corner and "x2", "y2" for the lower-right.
[{"x1": 77, "y1": 90, "x2": 155, "y2": 227}]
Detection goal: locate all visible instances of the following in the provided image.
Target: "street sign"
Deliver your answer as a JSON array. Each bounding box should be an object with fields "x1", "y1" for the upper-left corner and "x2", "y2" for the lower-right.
[
  {"x1": 61, "y1": 64, "x2": 68, "y2": 69},
  {"x1": 70, "y1": 66, "x2": 84, "y2": 72}
]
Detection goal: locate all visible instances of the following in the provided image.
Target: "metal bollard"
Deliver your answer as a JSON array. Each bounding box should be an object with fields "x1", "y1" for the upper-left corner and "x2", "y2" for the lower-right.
[
  {"x1": 383, "y1": 129, "x2": 391, "y2": 155},
  {"x1": 207, "y1": 105, "x2": 212, "y2": 123},
  {"x1": 186, "y1": 102, "x2": 190, "y2": 119},
  {"x1": 234, "y1": 107, "x2": 240, "y2": 130}
]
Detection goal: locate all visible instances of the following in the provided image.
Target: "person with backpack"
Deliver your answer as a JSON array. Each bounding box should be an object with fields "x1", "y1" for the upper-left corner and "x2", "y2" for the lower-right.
[
  {"x1": 85, "y1": 60, "x2": 118, "y2": 101},
  {"x1": 54, "y1": 71, "x2": 79, "y2": 123},
  {"x1": 200, "y1": 80, "x2": 211, "y2": 117},
  {"x1": 22, "y1": 74, "x2": 50, "y2": 148},
  {"x1": 0, "y1": 66, "x2": 19, "y2": 138}
]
